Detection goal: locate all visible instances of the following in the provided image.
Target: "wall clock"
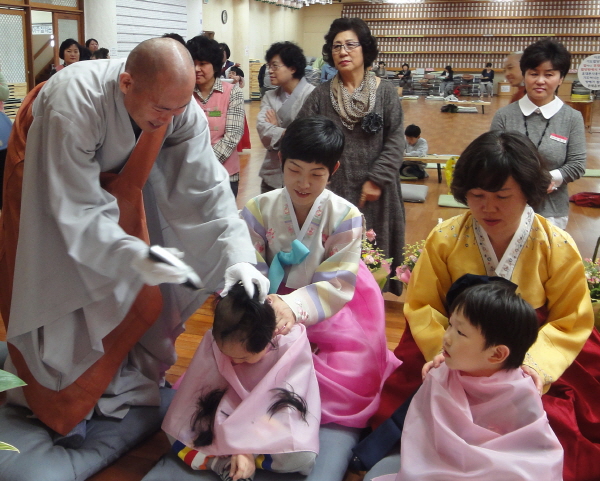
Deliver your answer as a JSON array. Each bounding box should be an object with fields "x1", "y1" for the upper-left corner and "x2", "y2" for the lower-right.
[{"x1": 221, "y1": 10, "x2": 228, "y2": 24}]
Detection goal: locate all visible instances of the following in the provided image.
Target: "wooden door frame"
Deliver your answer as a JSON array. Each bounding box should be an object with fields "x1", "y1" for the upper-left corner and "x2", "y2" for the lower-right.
[{"x1": 52, "y1": 11, "x2": 83, "y2": 67}]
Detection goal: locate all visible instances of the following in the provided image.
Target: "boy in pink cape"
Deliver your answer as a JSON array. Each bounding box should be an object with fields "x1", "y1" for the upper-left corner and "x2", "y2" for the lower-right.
[
  {"x1": 372, "y1": 275, "x2": 563, "y2": 481},
  {"x1": 161, "y1": 283, "x2": 320, "y2": 480}
]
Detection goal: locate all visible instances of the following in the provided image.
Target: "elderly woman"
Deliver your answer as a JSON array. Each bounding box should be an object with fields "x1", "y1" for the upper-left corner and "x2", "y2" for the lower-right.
[
  {"x1": 503, "y1": 51, "x2": 525, "y2": 103},
  {"x1": 491, "y1": 39, "x2": 586, "y2": 230},
  {"x1": 51, "y1": 39, "x2": 81, "y2": 76},
  {"x1": 368, "y1": 131, "x2": 598, "y2": 481},
  {"x1": 298, "y1": 17, "x2": 405, "y2": 294},
  {"x1": 257, "y1": 41, "x2": 314, "y2": 193},
  {"x1": 186, "y1": 35, "x2": 244, "y2": 197}
]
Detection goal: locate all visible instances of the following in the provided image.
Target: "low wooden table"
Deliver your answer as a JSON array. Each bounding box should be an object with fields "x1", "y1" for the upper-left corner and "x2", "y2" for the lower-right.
[
  {"x1": 443, "y1": 100, "x2": 491, "y2": 114},
  {"x1": 404, "y1": 154, "x2": 458, "y2": 183}
]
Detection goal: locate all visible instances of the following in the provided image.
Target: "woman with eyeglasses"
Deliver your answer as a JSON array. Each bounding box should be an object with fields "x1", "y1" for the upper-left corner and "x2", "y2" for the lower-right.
[
  {"x1": 298, "y1": 17, "x2": 405, "y2": 295},
  {"x1": 257, "y1": 41, "x2": 315, "y2": 193}
]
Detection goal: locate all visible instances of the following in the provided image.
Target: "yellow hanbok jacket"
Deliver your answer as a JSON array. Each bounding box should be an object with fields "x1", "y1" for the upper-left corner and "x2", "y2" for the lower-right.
[{"x1": 405, "y1": 211, "x2": 593, "y2": 389}]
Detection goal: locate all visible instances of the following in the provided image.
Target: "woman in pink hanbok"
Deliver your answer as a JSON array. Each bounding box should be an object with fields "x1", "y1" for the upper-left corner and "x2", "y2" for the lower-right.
[{"x1": 241, "y1": 116, "x2": 400, "y2": 481}]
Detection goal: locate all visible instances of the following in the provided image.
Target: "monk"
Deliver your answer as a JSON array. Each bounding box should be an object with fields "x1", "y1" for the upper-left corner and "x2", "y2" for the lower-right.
[{"x1": 0, "y1": 37, "x2": 267, "y2": 481}]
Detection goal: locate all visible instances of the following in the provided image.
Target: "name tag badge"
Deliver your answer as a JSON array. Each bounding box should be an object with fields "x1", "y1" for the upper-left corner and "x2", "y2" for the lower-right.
[
  {"x1": 550, "y1": 133, "x2": 568, "y2": 144},
  {"x1": 208, "y1": 110, "x2": 222, "y2": 117}
]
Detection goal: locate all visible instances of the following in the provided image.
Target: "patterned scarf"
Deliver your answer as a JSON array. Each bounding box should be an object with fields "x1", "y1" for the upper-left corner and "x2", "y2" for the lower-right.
[{"x1": 330, "y1": 71, "x2": 377, "y2": 130}]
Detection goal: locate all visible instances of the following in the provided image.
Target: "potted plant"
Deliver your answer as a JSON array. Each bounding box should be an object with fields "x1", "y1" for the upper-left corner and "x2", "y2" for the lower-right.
[{"x1": 0, "y1": 369, "x2": 25, "y2": 452}]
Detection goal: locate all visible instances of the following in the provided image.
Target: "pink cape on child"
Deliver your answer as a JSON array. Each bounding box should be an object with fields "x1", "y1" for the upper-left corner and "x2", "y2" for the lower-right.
[
  {"x1": 162, "y1": 323, "x2": 320, "y2": 456},
  {"x1": 287, "y1": 261, "x2": 402, "y2": 428},
  {"x1": 375, "y1": 363, "x2": 563, "y2": 481}
]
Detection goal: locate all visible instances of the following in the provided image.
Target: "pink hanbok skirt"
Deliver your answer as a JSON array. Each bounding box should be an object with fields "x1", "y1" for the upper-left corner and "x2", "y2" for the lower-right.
[{"x1": 282, "y1": 261, "x2": 401, "y2": 428}]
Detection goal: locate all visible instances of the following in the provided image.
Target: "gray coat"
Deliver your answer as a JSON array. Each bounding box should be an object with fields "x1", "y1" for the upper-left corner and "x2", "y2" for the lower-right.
[{"x1": 298, "y1": 79, "x2": 406, "y2": 294}]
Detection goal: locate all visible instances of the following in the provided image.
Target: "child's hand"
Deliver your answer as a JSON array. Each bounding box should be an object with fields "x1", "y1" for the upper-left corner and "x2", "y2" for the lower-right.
[
  {"x1": 422, "y1": 353, "x2": 445, "y2": 380},
  {"x1": 267, "y1": 294, "x2": 296, "y2": 336},
  {"x1": 521, "y1": 365, "x2": 544, "y2": 395},
  {"x1": 230, "y1": 453, "x2": 255, "y2": 481}
]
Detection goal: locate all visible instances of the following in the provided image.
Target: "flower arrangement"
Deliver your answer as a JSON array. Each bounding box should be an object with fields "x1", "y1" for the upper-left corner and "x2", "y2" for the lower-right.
[
  {"x1": 393, "y1": 240, "x2": 426, "y2": 288},
  {"x1": 584, "y1": 257, "x2": 600, "y2": 302},
  {"x1": 361, "y1": 229, "x2": 393, "y2": 290}
]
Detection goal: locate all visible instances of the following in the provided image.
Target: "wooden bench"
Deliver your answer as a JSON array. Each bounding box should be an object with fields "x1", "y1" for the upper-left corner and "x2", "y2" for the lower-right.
[{"x1": 4, "y1": 83, "x2": 27, "y2": 121}]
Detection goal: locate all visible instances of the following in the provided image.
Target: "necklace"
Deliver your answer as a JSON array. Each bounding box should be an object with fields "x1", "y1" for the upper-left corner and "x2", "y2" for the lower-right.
[{"x1": 523, "y1": 114, "x2": 550, "y2": 149}]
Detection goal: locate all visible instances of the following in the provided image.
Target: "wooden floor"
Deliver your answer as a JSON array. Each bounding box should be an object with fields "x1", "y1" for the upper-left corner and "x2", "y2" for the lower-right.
[{"x1": 2, "y1": 93, "x2": 600, "y2": 480}]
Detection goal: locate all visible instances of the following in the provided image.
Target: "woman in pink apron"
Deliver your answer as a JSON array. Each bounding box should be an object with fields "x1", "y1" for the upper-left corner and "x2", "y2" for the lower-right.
[{"x1": 186, "y1": 35, "x2": 245, "y2": 197}]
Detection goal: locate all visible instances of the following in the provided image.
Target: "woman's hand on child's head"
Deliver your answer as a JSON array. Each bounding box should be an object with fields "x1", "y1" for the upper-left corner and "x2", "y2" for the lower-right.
[
  {"x1": 521, "y1": 365, "x2": 544, "y2": 395},
  {"x1": 267, "y1": 294, "x2": 296, "y2": 337},
  {"x1": 422, "y1": 353, "x2": 446, "y2": 380},
  {"x1": 229, "y1": 453, "x2": 255, "y2": 481}
]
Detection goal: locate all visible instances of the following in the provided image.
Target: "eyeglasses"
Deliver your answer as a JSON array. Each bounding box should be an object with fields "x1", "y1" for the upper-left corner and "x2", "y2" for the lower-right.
[
  {"x1": 268, "y1": 63, "x2": 284, "y2": 71},
  {"x1": 331, "y1": 42, "x2": 361, "y2": 54}
]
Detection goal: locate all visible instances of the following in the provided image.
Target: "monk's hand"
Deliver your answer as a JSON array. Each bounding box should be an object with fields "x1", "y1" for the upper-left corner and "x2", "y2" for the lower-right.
[
  {"x1": 222, "y1": 263, "x2": 270, "y2": 303},
  {"x1": 265, "y1": 109, "x2": 278, "y2": 126},
  {"x1": 422, "y1": 353, "x2": 446, "y2": 380},
  {"x1": 131, "y1": 246, "x2": 193, "y2": 286},
  {"x1": 358, "y1": 180, "x2": 382, "y2": 208},
  {"x1": 267, "y1": 294, "x2": 296, "y2": 336},
  {"x1": 230, "y1": 454, "x2": 255, "y2": 481},
  {"x1": 521, "y1": 365, "x2": 544, "y2": 395}
]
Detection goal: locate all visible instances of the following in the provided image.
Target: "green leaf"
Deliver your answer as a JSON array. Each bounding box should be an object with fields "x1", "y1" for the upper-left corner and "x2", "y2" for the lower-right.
[
  {"x1": 0, "y1": 369, "x2": 26, "y2": 393},
  {"x1": 0, "y1": 442, "x2": 19, "y2": 452}
]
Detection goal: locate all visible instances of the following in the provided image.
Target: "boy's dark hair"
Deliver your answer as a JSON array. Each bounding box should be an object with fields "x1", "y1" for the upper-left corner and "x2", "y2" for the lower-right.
[
  {"x1": 451, "y1": 131, "x2": 551, "y2": 210},
  {"x1": 405, "y1": 124, "x2": 421, "y2": 138},
  {"x1": 280, "y1": 116, "x2": 345, "y2": 176},
  {"x1": 485, "y1": 62, "x2": 493, "y2": 68},
  {"x1": 229, "y1": 66, "x2": 244, "y2": 77},
  {"x1": 162, "y1": 32, "x2": 186, "y2": 46},
  {"x1": 520, "y1": 38, "x2": 571, "y2": 79},
  {"x1": 448, "y1": 277, "x2": 538, "y2": 370},
  {"x1": 59, "y1": 38, "x2": 81, "y2": 60},
  {"x1": 322, "y1": 17, "x2": 378, "y2": 69},
  {"x1": 213, "y1": 282, "x2": 275, "y2": 354},
  {"x1": 219, "y1": 42, "x2": 231, "y2": 59},
  {"x1": 265, "y1": 41, "x2": 306, "y2": 80},
  {"x1": 91, "y1": 48, "x2": 110, "y2": 60},
  {"x1": 186, "y1": 35, "x2": 223, "y2": 79}
]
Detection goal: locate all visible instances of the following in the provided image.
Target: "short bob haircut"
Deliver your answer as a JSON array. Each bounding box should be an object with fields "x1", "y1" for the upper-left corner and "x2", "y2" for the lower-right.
[
  {"x1": 448, "y1": 278, "x2": 539, "y2": 370},
  {"x1": 485, "y1": 62, "x2": 492, "y2": 68},
  {"x1": 322, "y1": 17, "x2": 378, "y2": 69},
  {"x1": 405, "y1": 124, "x2": 421, "y2": 138},
  {"x1": 402, "y1": 63, "x2": 409, "y2": 69},
  {"x1": 520, "y1": 38, "x2": 571, "y2": 79},
  {"x1": 451, "y1": 130, "x2": 551, "y2": 210},
  {"x1": 85, "y1": 38, "x2": 98, "y2": 49},
  {"x1": 219, "y1": 42, "x2": 231, "y2": 60},
  {"x1": 59, "y1": 38, "x2": 81, "y2": 61},
  {"x1": 280, "y1": 116, "x2": 345, "y2": 177},
  {"x1": 186, "y1": 35, "x2": 223, "y2": 79},
  {"x1": 265, "y1": 42, "x2": 306, "y2": 80}
]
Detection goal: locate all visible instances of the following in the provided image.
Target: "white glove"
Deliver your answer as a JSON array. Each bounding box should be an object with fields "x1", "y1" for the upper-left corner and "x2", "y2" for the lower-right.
[
  {"x1": 221, "y1": 262, "x2": 270, "y2": 303},
  {"x1": 131, "y1": 246, "x2": 192, "y2": 286}
]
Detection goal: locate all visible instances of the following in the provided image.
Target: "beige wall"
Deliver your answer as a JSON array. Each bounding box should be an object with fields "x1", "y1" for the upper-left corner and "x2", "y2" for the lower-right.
[{"x1": 301, "y1": 4, "x2": 343, "y2": 59}]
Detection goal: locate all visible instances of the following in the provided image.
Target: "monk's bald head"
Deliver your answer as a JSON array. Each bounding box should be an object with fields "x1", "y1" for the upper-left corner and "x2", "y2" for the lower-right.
[
  {"x1": 125, "y1": 37, "x2": 195, "y2": 91},
  {"x1": 120, "y1": 38, "x2": 196, "y2": 132}
]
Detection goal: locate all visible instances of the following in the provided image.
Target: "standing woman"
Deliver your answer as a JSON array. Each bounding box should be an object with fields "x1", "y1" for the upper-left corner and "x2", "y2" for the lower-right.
[
  {"x1": 491, "y1": 39, "x2": 586, "y2": 230},
  {"x1": 298, "y1": 17, "x2": 405, "y2": 294},
  {"x1": 257, "y1": 41, "x2": 314, "y2": 192},
  {"x1": 50, "y1": 39, "x2": 81, "y2": 76},
  {"x1": 187, "y1": 35, "x2": 244, "y2": 197},
  {"x1": 503, "y1": 51, "x2": 525, "y2": 103}
]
